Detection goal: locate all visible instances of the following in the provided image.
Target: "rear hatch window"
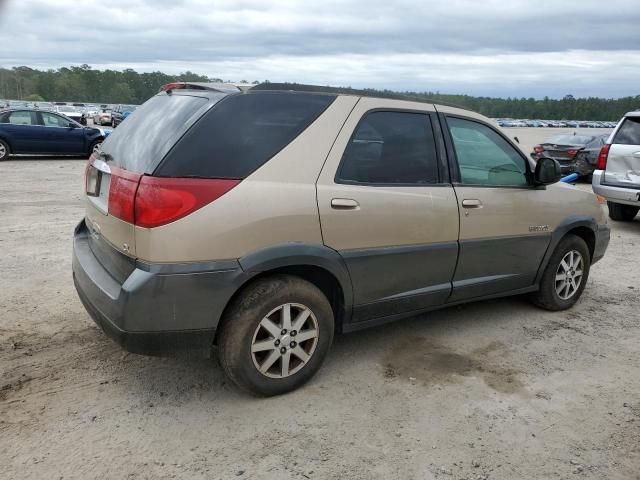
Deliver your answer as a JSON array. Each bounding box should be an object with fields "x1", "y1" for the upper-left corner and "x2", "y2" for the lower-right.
[
  {"x1": 613, "y1": 117, "x2": 640, "y2": 145},
  {"x1": 155, "y1": 91, "x2": 336, "y2": 179},
  {"x1": 605, "y1": 116, "x2": 640, "y2": 186},
  {"x1": 99, "y1": 92, "x2": 221, "y2": 173}
]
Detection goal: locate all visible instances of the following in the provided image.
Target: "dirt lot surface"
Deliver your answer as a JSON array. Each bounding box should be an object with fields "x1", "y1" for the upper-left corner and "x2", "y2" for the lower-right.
[{"x1": 1, "y1": 127, "x2": 639, "y2": 479}]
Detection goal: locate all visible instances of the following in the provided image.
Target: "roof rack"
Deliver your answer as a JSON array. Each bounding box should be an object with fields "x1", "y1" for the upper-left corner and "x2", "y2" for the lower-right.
[{"x1": 250, "y1": 82, "x2": 471, "y2": 111}]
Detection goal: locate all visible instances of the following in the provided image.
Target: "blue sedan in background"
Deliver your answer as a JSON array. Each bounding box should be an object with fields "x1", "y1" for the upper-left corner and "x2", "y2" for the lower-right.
[{"x1": 0, "y1": 108, "x2": 109, "y2": 161}]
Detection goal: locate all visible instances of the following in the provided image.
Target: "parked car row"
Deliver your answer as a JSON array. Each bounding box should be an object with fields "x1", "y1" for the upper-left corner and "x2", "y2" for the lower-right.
[
  {"x1": 498, "y1": 119, "x2": 617, "y2": 128},
  {"x1": 0, "y1": 100, "x2": 139, "y2": 127}
]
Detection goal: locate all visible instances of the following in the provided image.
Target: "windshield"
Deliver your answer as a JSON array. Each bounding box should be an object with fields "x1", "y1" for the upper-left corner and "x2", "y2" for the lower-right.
[
  {"x1": 99, "y1": 92, "x2": 221, "y2": 173},
  {"x1": 545, "y1": 134, "x2": 594, "y2": 145}
]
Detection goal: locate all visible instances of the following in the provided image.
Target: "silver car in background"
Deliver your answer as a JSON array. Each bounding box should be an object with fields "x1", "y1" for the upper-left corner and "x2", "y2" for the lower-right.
[{"x1": 593, "y1": 112, "x2": 640, "y2": 221}]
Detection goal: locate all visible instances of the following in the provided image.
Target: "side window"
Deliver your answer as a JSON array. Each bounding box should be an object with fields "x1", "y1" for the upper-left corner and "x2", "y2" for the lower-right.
[
  {"x1": 337, "y1": 111, "x2": 439, "y2": 184},
  {"x1": 448, "y1": 117, "x2": 528, "y2": 187},
  {"x1": 613, "y1": 117, "x2": 640, "y2": 145},
  {"x1": 41, "y1": 112, "x2": 72, "y2": 128},
  {"x1": 8, "y1": 111, "x2": 37, "y2": 126}
]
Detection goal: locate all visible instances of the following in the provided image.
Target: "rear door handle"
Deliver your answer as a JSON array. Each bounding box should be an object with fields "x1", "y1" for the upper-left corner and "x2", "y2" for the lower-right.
[
  {"x1": 331, "y1": 198, "x2": 360, "y2": 210},
  {"x1": 462, "y1": 199, "x2": 483, "y2": 208}
]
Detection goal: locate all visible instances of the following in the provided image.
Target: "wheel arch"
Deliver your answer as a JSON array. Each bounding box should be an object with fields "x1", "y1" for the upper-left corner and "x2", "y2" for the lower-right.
[
  {"x1": 0, "y1": 135, "x2": 13, "y2": 153},
  {"x1": 214, "y1": 244, "x2": 354, "y2": 343},
  {"x1": 535, "y1": 216, "x2": 597, "y2": 284}
]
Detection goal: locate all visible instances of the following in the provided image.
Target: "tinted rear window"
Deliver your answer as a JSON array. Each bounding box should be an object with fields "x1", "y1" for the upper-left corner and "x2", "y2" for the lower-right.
[
  {"x1": 156, "y1": 92, "x2": 336, "y2": 179},
  {"x1": 100, "y1": 93, "x2": 214, "y2": 173},
  {"x1": 613, "y1": 117, "x2": 640, "y2": 145}
]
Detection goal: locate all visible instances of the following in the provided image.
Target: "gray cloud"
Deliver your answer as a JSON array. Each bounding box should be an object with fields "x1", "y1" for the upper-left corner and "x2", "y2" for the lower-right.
[{"x1": 1, "y1": 0, "x2": 639, "y2": 98}]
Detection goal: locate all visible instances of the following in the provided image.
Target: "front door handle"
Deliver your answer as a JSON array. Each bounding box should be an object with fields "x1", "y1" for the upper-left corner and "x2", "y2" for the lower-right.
[
  {"x1": 331, "y1": 198, "x2": 360, "y2": 210},
  {"x1": 462, "y1": 199, "x2": 483, "y2": 208}
]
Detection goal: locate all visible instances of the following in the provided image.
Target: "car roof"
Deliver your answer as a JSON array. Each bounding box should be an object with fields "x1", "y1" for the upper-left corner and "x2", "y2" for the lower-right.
[
  {"x1": 624, "y1": 111, "x2": 640, "y2": 117},
  {"x1": 250, "y1": 82, "x2": 473, "y2": 112}
]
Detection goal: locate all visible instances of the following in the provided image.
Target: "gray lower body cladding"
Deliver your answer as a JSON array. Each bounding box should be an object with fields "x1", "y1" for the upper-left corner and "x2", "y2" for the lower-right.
[{"x1": 72, "y1": 220, "x2": 246, "y2": 355}]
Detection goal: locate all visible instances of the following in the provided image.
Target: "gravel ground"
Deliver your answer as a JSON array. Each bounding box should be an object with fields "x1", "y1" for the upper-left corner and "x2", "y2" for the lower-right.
[{"x1": 1, "y1": 128, "x2": 638, "y2": 479}]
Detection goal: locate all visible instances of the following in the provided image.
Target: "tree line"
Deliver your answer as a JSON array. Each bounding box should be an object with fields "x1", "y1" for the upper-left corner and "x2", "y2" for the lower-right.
[{"x1": 1, "y1": 65, "x2": 638, "y2": 121}]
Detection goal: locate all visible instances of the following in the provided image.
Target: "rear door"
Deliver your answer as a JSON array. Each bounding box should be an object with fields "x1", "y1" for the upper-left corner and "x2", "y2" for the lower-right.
[
  {"x1": 439, "y1": 110, "x2": 553, "y2": 301},
  {"x1": 317, "y1": 98, "x2": 459, "y2": 323},
  {"x1": 2, "y1": 110, "x2": 40, "y2": 152},
  {"x1": 605, "y1": 116, "x2": 640, "y2": 187}
]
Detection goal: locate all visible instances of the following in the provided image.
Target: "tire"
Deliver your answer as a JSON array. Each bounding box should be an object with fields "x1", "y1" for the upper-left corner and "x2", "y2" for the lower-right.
[
  {"x1": 607, "y1": 201, "x2": 639, "y2": 221},
  {"x1": 531, "y1": 234, "x2": 591, "y2": 311},
  {"x1": 0, "y1": 139, "x2": 9, "y2": 161},
  {"x1": 217, "y1": 275, "x2": 334, "y2": 396}
]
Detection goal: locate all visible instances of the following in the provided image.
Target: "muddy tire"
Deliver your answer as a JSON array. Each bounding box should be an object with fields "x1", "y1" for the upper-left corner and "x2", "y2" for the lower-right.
[
  {"x1": 607, "y1": 201, "x2": 639, "y2": 221},
  {"x1": 217, "y1": 275, "x2": 334, "y2": 396},
  {"x1": 531, "y1": 234, "x2": 591, "y2": 311}
]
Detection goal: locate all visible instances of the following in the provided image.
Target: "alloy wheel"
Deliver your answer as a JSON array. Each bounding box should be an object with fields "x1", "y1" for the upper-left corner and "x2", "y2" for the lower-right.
[
  {"x1": 0, "y1": 143, "x2": 6, "y2": 159},
  {"x1": 555, "y1": 250, "x2": 584, "y2": 300},
  {"x1": 250, "y1": 303, "x2": 319, "y2": 379}
]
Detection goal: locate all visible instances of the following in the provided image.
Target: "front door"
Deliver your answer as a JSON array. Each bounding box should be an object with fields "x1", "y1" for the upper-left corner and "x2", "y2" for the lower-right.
[
  {"x1": 38, "y1": 112, "x2": 86, "y2": 154},
  {"x1": 317, "y1": 98, "x2": 460, "y2": 323},
  {"x1": 439, "y1": 110, "x2": 553, "y2": 301}
]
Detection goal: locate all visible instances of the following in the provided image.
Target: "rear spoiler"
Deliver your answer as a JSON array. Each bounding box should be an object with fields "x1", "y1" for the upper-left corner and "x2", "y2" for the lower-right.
[{"x1": 159, "y1": 82, "x2": 252, "y2": 94}]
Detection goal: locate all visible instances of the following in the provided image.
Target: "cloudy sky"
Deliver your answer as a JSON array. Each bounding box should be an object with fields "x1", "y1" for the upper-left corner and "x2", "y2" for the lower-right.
[{"x1": 1, "y1": 0, "x2": 639, "y2": 98}]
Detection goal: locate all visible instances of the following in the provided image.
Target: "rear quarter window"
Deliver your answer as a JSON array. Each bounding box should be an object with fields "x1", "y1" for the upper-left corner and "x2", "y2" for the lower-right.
[
  {"x1": 155, "y1": 92, "x2": 336, "y2": 179},
  {"x1": 613, "y1": 117, "x2": 640, "y2": 145}
]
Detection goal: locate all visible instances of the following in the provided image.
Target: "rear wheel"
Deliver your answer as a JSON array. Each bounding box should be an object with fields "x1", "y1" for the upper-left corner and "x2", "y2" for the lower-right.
[
  {"x1": 531, "y1": 234, "x2": 591, "y2": 311},
  {"x1": 0, "y1": 139, "x2": 9, "y2": 161},
  {"x1": 217, "y1": 275, "x2": 334, "y2": 396},
  {"x1": 607, "y1": 201, "x2": 639, "y2": 221}
]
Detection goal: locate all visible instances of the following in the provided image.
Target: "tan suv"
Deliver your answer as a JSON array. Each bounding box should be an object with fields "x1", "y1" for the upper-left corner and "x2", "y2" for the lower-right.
[{"x1": 73, "y1": 83, "x2": 610, "y2": 396}]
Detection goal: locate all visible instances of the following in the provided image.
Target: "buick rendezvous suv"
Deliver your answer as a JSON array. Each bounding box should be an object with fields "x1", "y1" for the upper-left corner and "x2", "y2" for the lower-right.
[{"x1": 73, "y1": 83, "x2": 610, "y2": 396}]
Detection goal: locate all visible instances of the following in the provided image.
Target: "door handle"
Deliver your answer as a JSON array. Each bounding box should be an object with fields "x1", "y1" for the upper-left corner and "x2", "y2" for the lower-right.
[
  {"x1": 462, "y1": 199, "x2": 483, "y2": 208},
  {"x1": 331, "y1": 198, "x2": 360, "y2": 210}
]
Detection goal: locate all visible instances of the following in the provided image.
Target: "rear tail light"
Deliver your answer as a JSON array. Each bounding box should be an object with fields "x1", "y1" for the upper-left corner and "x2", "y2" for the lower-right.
[
  {"x1": 134, "y1": 177, "x2": 240, "y2": 228},
  {"x1": 597, "y1": 144, "x2": 611, "y2": 170},
  {"x1": 105, "y1": 168, "x2": 240, "y2": 228},
  {"x1": 533, "y1": 145, "x2": 544, "y2": 154},
  {"x1": 567, "y1": 149, "x2": 578, "y2": 157},
  {"x1": 108, "y1": 167, "x2": 142, "y2": 224}
]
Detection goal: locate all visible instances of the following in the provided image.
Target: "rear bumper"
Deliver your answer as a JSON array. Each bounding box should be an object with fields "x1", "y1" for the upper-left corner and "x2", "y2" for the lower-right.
[
  {"x1": 592, "y1": 170, "x2": 640, "y2": 207},
  {"x1": 72, "y1": 220, "x2": 248, "y2": 356}
]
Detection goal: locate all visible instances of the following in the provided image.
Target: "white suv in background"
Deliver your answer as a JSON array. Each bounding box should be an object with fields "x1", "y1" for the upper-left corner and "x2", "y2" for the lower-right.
[{"x1": 593, "y1": 112, "x2": 640, "y2": 221}]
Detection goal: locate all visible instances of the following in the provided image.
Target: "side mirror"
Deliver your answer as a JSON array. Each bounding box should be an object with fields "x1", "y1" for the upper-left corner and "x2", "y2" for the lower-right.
[
  {"x1": 69, "y1": 122, "x2": 79, "y2": 129},
  {"x1": 534, "y1": 157, "x2": 562, "y2": 185}
]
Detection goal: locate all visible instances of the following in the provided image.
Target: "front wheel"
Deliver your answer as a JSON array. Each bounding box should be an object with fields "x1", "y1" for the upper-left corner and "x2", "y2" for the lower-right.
[
  {"x1": 608, "y1": 201, "x2": 639, "y2": 221},
  {"x1": 217, "y1": 275, "x2": 334, "y2": 396},
  {"x1": 531, "y1": 234, "x2": 591, "y2": 311},
  {"x1": 88, "y1": 139, "x2": 102, "y2": 156},
  {"x1": 0, "y1": 139, "x2": 9, "y2": 161}
]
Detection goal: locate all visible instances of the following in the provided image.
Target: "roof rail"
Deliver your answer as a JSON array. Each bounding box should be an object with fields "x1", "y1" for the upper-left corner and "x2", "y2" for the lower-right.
[{"x1": 250, "y1": 82, "x2": 471, "y2": 111}]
